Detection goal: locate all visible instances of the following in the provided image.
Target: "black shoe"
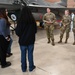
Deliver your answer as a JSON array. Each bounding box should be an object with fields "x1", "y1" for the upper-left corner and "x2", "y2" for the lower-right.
[
  {"x1": 65, "y1": 40, "x2": 67, "y2": 43},
  {"x1": 73, "y1": 42, "x2": 75, "y2": 45},
  {"x1": 65, "y1": 41, "x2": 67, "y2": 43},
  {"x1": 47, "y1": 41, "x2": 50, "y2": 43},
  {"x1": 29, "y1": 66, "x2": 36, "y2": 72},
  {"x1": 52, "y1": 43, "x2": 55, "y2": 46},
  {"x1": 47, "y1": 38, "x2": 50, "y2": 44},
  {"x1": 22, "y1": 70, "x2": 27, "y2": 72},
  {"x1": 1, "y1": 62, "x2": 11, "y2": 68},
  {"x1": 9, "y1": 53, "x2": 13, "y2": 56}
]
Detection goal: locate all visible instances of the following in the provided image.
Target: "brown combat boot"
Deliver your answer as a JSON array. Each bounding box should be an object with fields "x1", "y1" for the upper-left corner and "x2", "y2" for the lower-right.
[
  {"x1": 47, "y1": 38, "x2": 50, "y2": 43},
  {"x1": 52, "y1": 39, "x2": 55, "y2": 46},
  {"x1": 73, "y1": 42, "x2": 75, "y2": 45},
  {"x1": 58, "y1": 38, "x2": 62, "y2": 43}
]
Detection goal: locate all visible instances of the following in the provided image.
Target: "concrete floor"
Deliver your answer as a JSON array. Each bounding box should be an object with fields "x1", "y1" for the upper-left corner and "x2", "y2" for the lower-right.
[{"x1": 0, "y1": 29, "x2": 75, "y2": 75}]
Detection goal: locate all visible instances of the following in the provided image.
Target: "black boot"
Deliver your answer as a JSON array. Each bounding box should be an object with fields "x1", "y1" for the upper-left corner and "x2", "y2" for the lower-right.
[
  {"x1": 52, "y1": 39, "x2": 55, "y2": 46},
  {"x1": 1, "y1": 62, "x2": 11, "y2": 68},
  {"x1": 65, "y1": 38, "x2": 68, "y2": 43},
  {"x1": 73, "y1": 33, "x2": 75, "y2": 45},
  {"x1": 73, "y1": 42, "x2": 75, "y2": 45},
  {"x1": 47, "y1": 38, "x2": 50, "y2": 43},
  {"x1": 58, "y1": 38, "x2": 62, "y2": 43}
]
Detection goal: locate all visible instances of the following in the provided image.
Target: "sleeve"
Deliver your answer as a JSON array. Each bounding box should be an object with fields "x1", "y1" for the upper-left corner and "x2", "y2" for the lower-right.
[
  {"x1": 65, "y1": 16, "x2": 71, "y2": 26},
  {"x1": 0, "y1": 19, "x2": 7, "y2": 38},
  {"x1": 15, "y1": 23, "x2": 22, "y2": 37},
  {"x1": 51, "y1": 14, "x2": 56, "y2": 23},
  {"x1": 43, "y1": 14, "x2": 47, "y2": 23},
  {"x1": 62, "y1": 16, "x2": 65, "y2": 25},
  {"x1": 35, "y1": 22, "x2": 37, "y2": 34}
]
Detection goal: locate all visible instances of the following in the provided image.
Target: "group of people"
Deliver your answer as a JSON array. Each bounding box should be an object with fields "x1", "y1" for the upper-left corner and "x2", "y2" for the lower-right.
[
  {"x1": 43, "y1": 8, "x2": 75, "y2": 46},
  {"x1": 0, "y1": 6, "x2": 75, "y2": 73},
  {"x1": 0, "y1": 6, "x2": 37, "y2": 72}
]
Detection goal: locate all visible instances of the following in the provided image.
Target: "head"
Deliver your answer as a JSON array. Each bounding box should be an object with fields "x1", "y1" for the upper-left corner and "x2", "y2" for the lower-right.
[
  {"x1": 0, "y1": 8, "x2": 10, "y2": 26},
  {"x1": 65, "y1": 10, "x2": 69, "y2": 15},
  {"x1": 47, "y1": 8, "x2": 51, "y2": 13},
  {"x1": 18, "y1": 6, "x2": 36, "y2": 25},
  {"x1": 0, "y1": 8, "x2": 6, "y2": 18}
]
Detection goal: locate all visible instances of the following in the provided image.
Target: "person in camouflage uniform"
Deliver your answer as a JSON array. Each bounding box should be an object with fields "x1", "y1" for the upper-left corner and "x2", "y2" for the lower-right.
[
  {"x1": 72, "y1": 15, "x2": 75, "y2": 45},
  {"x1": 43, "y1": 8, "x2": 56, "y2": 46},
  {"x1": 58, "y1": 10, "x2": 71, "y2": 43}
]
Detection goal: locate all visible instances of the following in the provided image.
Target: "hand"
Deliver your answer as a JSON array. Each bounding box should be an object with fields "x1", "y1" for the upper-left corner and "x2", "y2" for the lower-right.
[
  {"x1": 5, "y1": 37, "x2": 10, "y2": 41},
  {"x1": 7, "y1": 38, "x2": 10, "y2": 41},
  {"x1": 46, "y1": 21, "x2": 51, "y2": 24},
  {"x1": 64, "y1": 25, "x2": 67, "y2": 27},
  {"x1": 46, "y1": 21, "x2": 50, "y2": 24}
]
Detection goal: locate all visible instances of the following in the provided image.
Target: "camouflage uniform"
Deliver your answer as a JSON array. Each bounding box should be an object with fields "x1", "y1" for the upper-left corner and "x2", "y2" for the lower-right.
[
  {"x1": 43, "y1": 12, "x2": 56, "y2": 46},
  {"x1": 73, "y1": 16, "x2": 75, "y2": 45},
  {"x1": 58, "y1": 15, "x2": 71, "y2": 43}
]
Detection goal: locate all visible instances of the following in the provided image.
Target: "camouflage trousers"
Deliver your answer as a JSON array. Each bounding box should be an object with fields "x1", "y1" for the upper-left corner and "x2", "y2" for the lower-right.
[
  {"x1": 60, "y1": 26, "x2": 70, "y2": 39},
  {"x1": 45, "y1": 25, "x2": 54, "y2": 40},
  {"x1": 73, "y1": 28, "x2": 75, "y2": 41}
]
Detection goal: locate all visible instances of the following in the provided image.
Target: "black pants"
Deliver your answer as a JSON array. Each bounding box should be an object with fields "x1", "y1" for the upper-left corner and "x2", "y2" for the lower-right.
[{"x1": 0, "y1": 35, "x2": 9, "y2": 66}]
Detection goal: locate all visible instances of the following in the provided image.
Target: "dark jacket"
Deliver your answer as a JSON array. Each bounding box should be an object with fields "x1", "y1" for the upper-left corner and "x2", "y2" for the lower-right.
[{"x1": 15, "y1": 22, "x2": 37, "y2": 46}]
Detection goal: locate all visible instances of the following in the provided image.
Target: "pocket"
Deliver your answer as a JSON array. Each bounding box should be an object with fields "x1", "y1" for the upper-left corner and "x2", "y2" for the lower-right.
[
  {"x1": 44, "y1": 25, "x2": 48, "y2": 30},
  {"x1": 50, "y1": 25, "x2": 54, "y2": 31},
  {"x1": 60, "y1": 27, "x2": 65, "y2": 32}
]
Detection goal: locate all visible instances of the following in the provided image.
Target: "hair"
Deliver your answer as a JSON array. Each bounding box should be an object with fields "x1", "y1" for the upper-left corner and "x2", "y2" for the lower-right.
[
  {"x1": 47, "y1": 8, "x2": 51, "y2": 11},
  {"x1": 0, "y1": 8, "x2": 11, "y2": 26},
  {"x1": 47, "y1": 8, "x2": 50, "y2": 10},
  {"x1": 65, "y1": 10, "x2": 69, "y2": 13},
  {"x1": 17, "y1": 6, "x2": 36, "y2": 25}
]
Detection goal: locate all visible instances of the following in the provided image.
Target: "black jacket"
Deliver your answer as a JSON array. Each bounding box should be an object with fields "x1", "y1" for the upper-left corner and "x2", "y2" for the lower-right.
[{"x1": 15, "y1": 22, "x2": 37, "y2": 46}]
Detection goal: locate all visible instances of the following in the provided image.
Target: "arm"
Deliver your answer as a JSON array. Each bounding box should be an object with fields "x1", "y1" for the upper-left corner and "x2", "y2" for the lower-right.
[
  {"x1": 34, "y1": 21, "x2": 37, "y2": 34},
  {"x1": 51, "y1": 14, "x2": 56, "y2": 24},
  {"x1": 15, "y1": 23, "x2": 22, "y2": 37},
  {"x1": 65, "y1": 17, "x2": 71, "y2": 26},
  {"x1": 43, "y1": 14, "x2": 48, "y2": 23},
  {"x1": 62, "y1": 16, "x2": 65, "y2": 26},
  {"x1": 62, "y1": 16, "x2": 71, "y2": 26},
  {"x1": 35, "y1": 23, "x2": 37, "y2": 34},
  {"x1": 0, "y1": 19, "x2": 7, "y2": 38}
]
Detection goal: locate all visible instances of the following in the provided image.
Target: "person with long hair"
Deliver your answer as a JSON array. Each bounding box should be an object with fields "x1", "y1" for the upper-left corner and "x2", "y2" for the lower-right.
[
  {"x1": 15, "y1": 6, "x2": 37, "y2": 72},
  {"x1": 0, "y1": 8, "x2": 11, "y2": 68}
]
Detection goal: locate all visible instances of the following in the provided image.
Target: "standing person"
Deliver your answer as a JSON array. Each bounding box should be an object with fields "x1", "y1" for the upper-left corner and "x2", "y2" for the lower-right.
[
  {"x1": 5, "y1": 9, "x2": 13, "y2": 57},
  {"x1": 58, "y1": 10, "x2": 71, "y2": 43},
  {"x1": 0, "y1": 8, "x2": 11, "y2": 68},
  {"x1": 43, "y1": 8, "x2": 56, "y2": 46},
  {"x1": 15, "y1": 6, "x2": 37, "y2": 72},
  {"x1": 71, "y1": 13, "x2": 74, "y2": 32},
  {"x1": 72, "y1": 15, "x2": 75, "y2": 45}
]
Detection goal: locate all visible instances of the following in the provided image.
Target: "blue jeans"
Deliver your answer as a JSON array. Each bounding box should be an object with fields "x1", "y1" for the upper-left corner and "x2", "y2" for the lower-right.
[
  {"x1": 20, "y1": 44, "x2": 35, "y2": 72},
  {"x1": 7, "y1": 37, "x2": 13, "y2": 54}
]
